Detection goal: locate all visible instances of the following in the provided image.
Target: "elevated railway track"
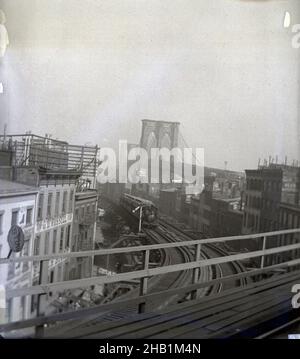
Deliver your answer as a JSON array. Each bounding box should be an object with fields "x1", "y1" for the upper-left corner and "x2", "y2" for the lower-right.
[{"x1": 159, "y1": 218, "x2": 247, "y2": 292}]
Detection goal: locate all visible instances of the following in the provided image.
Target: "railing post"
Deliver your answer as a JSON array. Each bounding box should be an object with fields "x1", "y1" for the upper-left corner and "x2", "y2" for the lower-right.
[
  {"x1": 261, "y1": 236, "x2": 267, "y2": 269},
  {"x1": 138, "y1": 249, "x2": 150, "y2": 314},
  {"x1": 35, "y1": 260, "x2": 49, "y2": 338},
  {"x1": 191, "y1": 243, "x2": 201, "y2": 300},
  {"x1": 0, "y1": 285, "x2": 5, "y2": 325}
]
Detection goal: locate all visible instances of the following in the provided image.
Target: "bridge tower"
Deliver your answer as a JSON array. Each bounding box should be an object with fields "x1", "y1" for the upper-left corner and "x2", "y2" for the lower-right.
[
  {"x1": 135, "y1": 119, "x2": 180, "y2": 200},
  {"x1": 140, "y1": 119, "x2": 180, "y2": 151}
]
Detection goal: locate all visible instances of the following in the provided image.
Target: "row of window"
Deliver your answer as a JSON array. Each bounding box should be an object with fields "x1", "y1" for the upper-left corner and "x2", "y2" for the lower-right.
[
  {"x1": 247, "y1": 178, "x2": 281, "y2": 192},
  {"x1": 279, "y1": 210, "x2": 300, "y2": 229},
  {"x1": 245, "y1": 195, "x2": 278, "y2": 211},
  {"x1": 0, "y1": 207, "x2": 33, "y2": 235},
  {"x1": 243, "y1": 212, "x2": 260, "y2": 231},
  {"x1": 73, "y1": 231, "x2": 93, "y2": 252},
  {"x1": 37, "y1": 189, "x2": 74, "y2": 221},
  {"x1": 34, "y1": 225, "x2": 71, "y2": 256},
  {"x1": 74, "y1": 203, "x2": 96, "y2": 220},
  {"x1": 6, "y1": 296, "x2": 27, "y2": 322}
]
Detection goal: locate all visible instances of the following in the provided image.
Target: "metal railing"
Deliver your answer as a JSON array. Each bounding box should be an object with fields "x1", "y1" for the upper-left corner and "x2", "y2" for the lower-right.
[
  {"x1": 0, "y1": 134, "x2": 99, "y2": 177},
  {"x1": 0, "y1": 227, "x2": 300, "y2": 333}
]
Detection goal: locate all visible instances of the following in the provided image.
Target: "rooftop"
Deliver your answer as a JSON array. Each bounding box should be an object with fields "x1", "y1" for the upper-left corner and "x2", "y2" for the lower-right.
[
  {"x1": 0, "y1": 134, "x2": 98, "y2": 178},
  {"x1": 0, "y1": 179, "x2": 38, "y2": 197}
]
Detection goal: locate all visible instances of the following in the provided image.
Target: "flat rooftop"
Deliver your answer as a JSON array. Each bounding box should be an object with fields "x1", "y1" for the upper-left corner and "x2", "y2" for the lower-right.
[{"x1": 0, "y1": 179, "x2": 38, "y2": 197}]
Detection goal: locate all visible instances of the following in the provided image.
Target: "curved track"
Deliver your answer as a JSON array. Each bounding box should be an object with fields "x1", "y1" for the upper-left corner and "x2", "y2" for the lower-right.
[
  {"x1": 159, "y1": 217, "x2": 247, "y2": 293},
  {"x1": 46, "y1": 214, "x2": 246, "y2": 338},
  {"x1": 45, "y1": 220, "x2": 202, "y2": 337}
]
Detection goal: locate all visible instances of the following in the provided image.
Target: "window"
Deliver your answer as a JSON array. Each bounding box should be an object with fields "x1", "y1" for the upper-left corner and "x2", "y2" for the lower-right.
[
  {"x1": 47, "y1": 193, "x2": 53, "y2": 218},
  {"x1": 69, "y1": 190, "x2": 74, "y2": 212},
  {"x1": 6, "y1": 299, "x2": 13, "y2": 322},
  {"x1": 62, "y1": 191, "x2": 68, "y2": 213},
  {"x1": 26, "y1": 208, "x2": 33, "y2": 226},
  {"x1": 34, "y1": 236, "x2": 40, "y2": 255},
  {"x1": 31, "y1": 295, "x2": 38, "y2": 313},
  {"x1": 55, "y1": 192, "x2": 60, "y2": 216},
  {"x1": 37, "y1": 193, "x2": 44, "y2": 221},
  {"x1": 0, "y1": 211, "x2": 4, "y2": 234},
  {"x1": 22, "y1": 240, "x2": 30, "y2": 272},
  {"x1": 11, "y1": 210, "x2": 19, "y2": 226},
  {"x1": 44, "y1": 232, "x2": 50, "y2": 255},
  {"x1": 60, "y1": 228, "x2": 64, "y2": 251},
  {"x1": 52, "y1": 230, "x2": 57, "y2": 253},
  {"x1": 57, "y1": 265, "x2": 62, "y2": 282},
  {"x1": 7, "y1": 255, "x2": 15, "y2": 279},
  {"x1": 21, "y1": 296, "x2": 26, "y2": 320},
  {"x1": 66, "y1": 225, "x2": 71, "y2": 248},
  {"x1": 72, "y1": 235, "x2": 77, "y2": 252}
]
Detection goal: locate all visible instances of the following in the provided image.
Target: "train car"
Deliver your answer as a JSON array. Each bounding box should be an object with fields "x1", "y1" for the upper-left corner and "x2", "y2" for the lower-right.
[{"x1": 120, "y1": 194, "x2": 158, "y2": 228}]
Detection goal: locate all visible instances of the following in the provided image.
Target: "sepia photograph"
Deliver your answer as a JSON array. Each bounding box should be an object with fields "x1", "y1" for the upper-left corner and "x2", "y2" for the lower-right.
[{"x1": 1, "y1": 0, "x2": 300, "y2": 347}]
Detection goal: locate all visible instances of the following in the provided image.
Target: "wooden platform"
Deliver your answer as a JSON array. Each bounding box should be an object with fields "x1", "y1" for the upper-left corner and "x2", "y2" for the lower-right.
[{"x1": 49, "y1": 270, "x2": 300, "y2": 339}]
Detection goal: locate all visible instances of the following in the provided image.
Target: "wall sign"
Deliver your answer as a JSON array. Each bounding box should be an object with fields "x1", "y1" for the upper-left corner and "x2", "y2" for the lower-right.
[{"x1": 7, "y1": 225, "x2": 25, "y2": 253}]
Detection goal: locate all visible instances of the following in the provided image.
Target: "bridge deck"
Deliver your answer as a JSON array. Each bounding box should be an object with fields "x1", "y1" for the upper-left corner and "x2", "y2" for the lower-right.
[{"x1": 52, "y1": 270, "x2": 300, "y2": 339}]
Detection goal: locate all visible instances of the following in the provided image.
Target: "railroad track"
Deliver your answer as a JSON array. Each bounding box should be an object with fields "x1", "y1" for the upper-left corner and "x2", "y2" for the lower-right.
[
  {"x1": 143, "y1": 226, "x2": 211, "y2": 309},
  {"x1": 159, "y1": 217, "x2": 247, "y2": 292}
]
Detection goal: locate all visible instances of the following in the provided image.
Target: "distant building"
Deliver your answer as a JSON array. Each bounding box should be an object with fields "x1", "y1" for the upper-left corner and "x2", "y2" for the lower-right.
[
  {"x1": 0, "y1": 179, "x2": 38, "y2": 322},
  {"x1": 189, "y1": 176, "x2": 214, "y2": 235},
  {"x1": 243, "y1": 164, "x2": 300, "y2": 234},
  {"x1": 188, "y1": 175, "x2": 243, "y2": 240},
  {"x1": 210, "y1": 198, "x2": 243, "y2": 239},
  {"x1": 242, "y1": 164, "x2": 300, "y2": 261},
  {"x1": 242, "y1": 168, "x2": 281, "y2": 237},
  {"x1": 190, "y1": 190, "x2": 212, "y2": 235},
  {"x1": 275, "y1": 203, "x2": 300, "y2": 264},
  {"x1": 159, "y1": 187, "x2": 186, "y2": 220}
]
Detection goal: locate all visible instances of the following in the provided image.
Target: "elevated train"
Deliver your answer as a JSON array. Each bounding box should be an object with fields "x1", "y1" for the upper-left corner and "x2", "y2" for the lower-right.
[{"x1": 120, "y1": 194, "x2": 158, "y2": 228}]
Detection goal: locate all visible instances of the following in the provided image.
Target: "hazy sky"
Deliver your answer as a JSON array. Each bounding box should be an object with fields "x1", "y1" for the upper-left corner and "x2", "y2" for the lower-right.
[{"x1": 0, "y1": 0, "x2": 299, "y2": 171}]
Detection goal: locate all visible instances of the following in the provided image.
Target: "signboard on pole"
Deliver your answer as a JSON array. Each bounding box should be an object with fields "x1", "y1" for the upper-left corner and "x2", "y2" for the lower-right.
[{"x1": 7, "y1": 225, "x2": 25, "y2": 253}]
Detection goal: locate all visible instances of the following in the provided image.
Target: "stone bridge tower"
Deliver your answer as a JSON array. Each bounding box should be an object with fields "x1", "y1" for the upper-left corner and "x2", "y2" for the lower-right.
[
  {"x1": 140, "y1": 119, "x2": 180, "y2": 151},
  {"x1": 135, "y1": 119, "x2": 180, "y2": 200}
]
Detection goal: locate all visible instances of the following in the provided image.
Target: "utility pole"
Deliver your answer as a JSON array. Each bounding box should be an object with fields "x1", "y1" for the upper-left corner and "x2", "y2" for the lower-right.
[
  {"x1": 138, "y1": 206, "x2": 143, "y2": 233},
  {"x1": 133, "y1": 205, "x2": 144, "y2": 233}
]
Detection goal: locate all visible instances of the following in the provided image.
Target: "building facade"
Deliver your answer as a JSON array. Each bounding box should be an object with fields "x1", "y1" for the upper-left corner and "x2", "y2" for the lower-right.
[
  {"x1": 0, "y1": 179, "x2": 38, "y2": 322},
  {"x1": 242, "y1": 164, "x2": 300, "y2": 261},
  {"x1": 243, "y1": 164, "x2": 300, "y2": 236},
  {"x1": 69, "y1": 189, "x2": 98, "y2": 280},
  {"x1": 0, "y1": 133, "x2": 99, "y2": 318}
]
